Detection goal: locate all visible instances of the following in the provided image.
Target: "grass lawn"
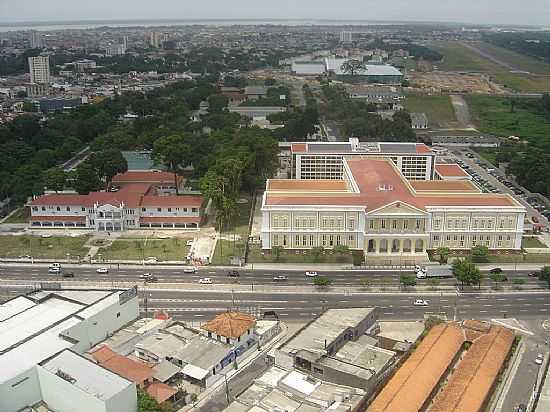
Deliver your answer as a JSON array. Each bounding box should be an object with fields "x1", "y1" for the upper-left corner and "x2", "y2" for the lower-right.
[
  {"x1": 0, "y1": 235, "x2": 90, "y2": 259},
  {"x1": 522, "y1": 237, "x2": 548, "y2": 249},
  {"x1": 473, "y1": 148, "x2": 498, "y2": 166},
  {"x1": 430, "y1": 41, "x2": 550, "y2": 92},
  {"x1": 247, "y1": 245, "x2": 353, "y2": 264},
  {"x1": 211, "y1": 194, "x2": 254, "y2": 265},
  {"x1": 98, "y1": 239, "x2": 190, "y2": 261},
  {"x1": 403, "y1": 94, "x2": 456, "y2": 128},
  {"x1": 466, "y1": 95, "x2": 550, "y2": 145},
  {"x1": 2, "y1": 207, "x2": 30, "y2": 224}
]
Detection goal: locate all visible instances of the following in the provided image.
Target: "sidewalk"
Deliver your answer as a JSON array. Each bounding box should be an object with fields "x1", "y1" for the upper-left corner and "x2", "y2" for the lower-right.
[
  {"x1": 2, "y1": 278, "x2": 549, "y2": 296},
  {"x1": 178, "y1": 322, "x2": 290, "y2": 411}
]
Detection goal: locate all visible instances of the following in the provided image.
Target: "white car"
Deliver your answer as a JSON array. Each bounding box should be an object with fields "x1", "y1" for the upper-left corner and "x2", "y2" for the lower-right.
[
  {"x1": 413, "y1": 299, "x2": 429, "y2": 306},
  {"x1": 536, "y1": 354, "x2": 544, "y2": 365},
  {"x1": 183, "y1": 267, "x2": 197, "y2": 273},
  {"x1": 96, "y1": 267, "x2": 109, "y2": 274},
  {"x1": 416, "y1": 271, "x2": 427, "y2": 279},
  {"x1": 48, "y1": 267, "x2": 61, "y2": 274},
  {"x1": 199, "y1": 278, "x2": 213, "y2": 284},
  {"x1": 139, "y1": 273, "x2": 152, "y2": 279},
  {"x1": 305, "y1": 271, "x2": 318, "y2": 277},
  {"x1": 186, "y1": 240, "x2": 194, "y2": 247},
  {"x1": 145, "y1": 257, "x2": 158, "y2": 263},
  {"x1": 49, "y1": 262, "x2": 61, "y2": 269}
]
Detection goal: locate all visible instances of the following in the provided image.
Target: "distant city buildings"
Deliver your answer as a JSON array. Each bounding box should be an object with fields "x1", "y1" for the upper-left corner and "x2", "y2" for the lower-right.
[
  {"x1": 105, "y1": 42, "x2": 126, "y2": 56},
  {"x1": 340, "y1": 30, "x2": 353, "y2": 43},
  {"x1": 28, "y1": 55, "x2": 50, "y2": 84},
  {"x1": 149, "y1": 31, "x2": 162, "y2": 48},
  {"x1": 29, "y1": 30, "x2": 43, "y2": 49}
]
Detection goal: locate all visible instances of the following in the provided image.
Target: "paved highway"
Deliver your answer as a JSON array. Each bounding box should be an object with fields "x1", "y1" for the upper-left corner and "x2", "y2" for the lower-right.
[
  {"x1": 3, "y1": 283, "x2": 549, "y2": 322},
  {"x1": 0, "y1": 264, "x2": 543, "y2": 287}
]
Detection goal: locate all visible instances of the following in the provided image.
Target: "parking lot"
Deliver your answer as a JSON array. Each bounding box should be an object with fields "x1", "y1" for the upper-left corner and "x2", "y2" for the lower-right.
[{"x1": 441, "y1": 148, "x2": 550, "y2": 229}]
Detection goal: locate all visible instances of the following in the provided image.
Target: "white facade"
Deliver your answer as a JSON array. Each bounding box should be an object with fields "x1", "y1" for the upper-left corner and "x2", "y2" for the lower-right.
[
  {"x1": 37, "y1": 350, "x2": 136, "y2": 412},
  {"x1": 29, "y1": 55, "x2": 51, "y2": 84},
  {"x1": 262, "y1": 157, "x2": 526, "y2": 264}
]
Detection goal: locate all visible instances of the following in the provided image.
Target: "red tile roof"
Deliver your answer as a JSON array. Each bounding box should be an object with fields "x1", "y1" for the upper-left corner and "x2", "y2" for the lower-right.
[
  {"x1": 30, "y1": 195, "x2": 92, "y2": 207},
  {"x1": 30, "y1": 215, "x2": 86, "y2": 222},
  {"x1": 290, "y1": 143, "x2": 307, "y2": 153},
  {"x1": 264, "y1": 158, "x2": 521, "y2": 211},
  {"x1": 146, "y1": 382, "x2": 178, "y2": 404},
  {"x1": 202, "y1": 312, "x2": 255, "y2": 339},
  {"x1": 112, "y1": 171, "x2": 179, "y2": 185},
  {"x1": 409, "y1": 180, "x2": 479, "y2": 192},
  {"x1": 435, "y1": 163, "x2": 470, "y2": 178},
  {"x1": 90, "y1": 346, "x2": 154, "y2": 385},
  {"x1": 30, "y1": 189, "x2": 202, "y2": 210},
  {"x1": 416, "y1": 143, "x2": 433, "y2": 154}
]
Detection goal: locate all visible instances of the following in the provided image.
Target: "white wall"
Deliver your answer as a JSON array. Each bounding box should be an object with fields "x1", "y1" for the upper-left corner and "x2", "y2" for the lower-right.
[
  {"x1": 37, "y1": 366, "x2": 107, "y2": 412},
  {"x1": 105, "y1": 381, "x2": 137, "y2": 412},
  {"x1": 0, "y1": 367, "x2": 42, "y2": 412},
  {"x1": 63, "y1": 296, "x2": 139, "y2": 352}
]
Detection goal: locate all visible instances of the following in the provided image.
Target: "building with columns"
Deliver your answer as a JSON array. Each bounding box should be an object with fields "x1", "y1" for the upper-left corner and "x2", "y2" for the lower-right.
[
  {"x1": 261, "y1": 157, "x2": 525, "y2": 265},
  {"x1": 29, "y1": 171, "x2": 203, "y2": 231}
]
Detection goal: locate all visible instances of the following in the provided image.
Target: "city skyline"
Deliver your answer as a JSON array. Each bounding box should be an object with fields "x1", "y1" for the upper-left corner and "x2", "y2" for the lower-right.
[{"x1": 1, "y1": 0, "x2": 550, "y2": 26}]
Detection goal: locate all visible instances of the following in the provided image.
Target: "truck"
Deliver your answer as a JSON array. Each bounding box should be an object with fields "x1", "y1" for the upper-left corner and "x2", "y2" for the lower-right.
[{"x1": 416, "y1": 265, "x2": 453, "y2": 279}]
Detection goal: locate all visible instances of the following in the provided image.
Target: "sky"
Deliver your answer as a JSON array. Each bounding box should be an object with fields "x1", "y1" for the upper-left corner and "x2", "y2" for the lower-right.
[{"x1": 0, "y1": 0, "x2": 549, "y2": 26}]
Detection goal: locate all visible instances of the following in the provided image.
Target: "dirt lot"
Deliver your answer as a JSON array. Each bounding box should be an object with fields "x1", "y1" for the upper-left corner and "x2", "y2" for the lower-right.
[{"x1": 408, "y1": 72, "x2": 505, "y2": 94}]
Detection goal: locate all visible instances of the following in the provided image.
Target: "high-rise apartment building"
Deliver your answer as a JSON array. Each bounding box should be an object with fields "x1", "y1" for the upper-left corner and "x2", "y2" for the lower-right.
[
  {"x1": 29, "y1": 30, "x2": 43, "y2": 49},
  {"x1": 149, "y1": 31, "x2": 161, "y2": 48},
  {"x1": 340, "y1": 31, "x2": 353, "y2": 43},
  {"x1": 28, "y1": 55, "x2": 51, "y2": 84}
]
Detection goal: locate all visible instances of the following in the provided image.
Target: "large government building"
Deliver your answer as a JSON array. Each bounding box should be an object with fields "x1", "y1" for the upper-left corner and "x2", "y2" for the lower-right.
[{"x1": 262, "y1": 150, "x2": 525, "y2": 265}]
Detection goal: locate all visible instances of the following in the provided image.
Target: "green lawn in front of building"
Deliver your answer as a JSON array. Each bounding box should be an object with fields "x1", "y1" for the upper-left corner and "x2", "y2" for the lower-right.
[
  {"x1": 522, "y1": 237, "x2": 548, "y2": 249},
  {"x1": 2, "y1": 207, "x2": 30, "y2": 224},
  {"x1": 98, "y1": 238, "x2": 190, "y2": 261},
  {"x1": 403, "y1": 94, "x2": 457, "y2": 128},
  {"x1": 211, "y1": 194, "x2": 254, "y2": 265},
  {"x1": 247, "y1": 246, "x2": 353, "y2": 264},
  {"x1": 0, "y1": 235, "x2": 90, "y2": 259}
]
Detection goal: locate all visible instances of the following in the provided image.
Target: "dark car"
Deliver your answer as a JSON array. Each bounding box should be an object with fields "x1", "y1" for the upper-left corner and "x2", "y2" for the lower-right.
[
  {"x1": 528, "y1": 272, "x2": 539, "y2": 277},
  {"x1": 227, "y1": 270, "x2": 240, "y2": 277},
  {"x1": 62, "y1": 272, "x2": 75, "y2": 278},
  {"x1": 262, "y1": 310, "x2": 279, "y2": 319},
  {"x1": 490, "y1": 268, "x2": 503, "y2": 274}
]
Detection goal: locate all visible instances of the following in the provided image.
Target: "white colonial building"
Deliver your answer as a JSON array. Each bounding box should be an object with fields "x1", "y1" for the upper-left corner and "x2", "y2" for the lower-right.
[
  {"x1": 29, "y1": 171, "x2": 203, "y2": 231},
  {"x1": 261, "y1": 157, "x2": 525, "y2": 265}
]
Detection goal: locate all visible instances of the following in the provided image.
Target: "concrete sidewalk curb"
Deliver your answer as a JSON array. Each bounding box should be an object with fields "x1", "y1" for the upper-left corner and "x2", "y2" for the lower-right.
[
  {"x1": 493, "y1": 339, "x2": 526, "y2": 412},
  {"x1": 179, "y1": 322, "x2": 290, "y2": 411},
  {"x1": 2, "y1": 281, "x2": 550, "y2": 297}
]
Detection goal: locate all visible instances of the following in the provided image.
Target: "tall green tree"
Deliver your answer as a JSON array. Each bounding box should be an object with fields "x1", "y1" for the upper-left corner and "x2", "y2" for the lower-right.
[
  {"x1": 340, "y1": 59, "x2": 367, "y2": 76},
  {"x1": 452, "y1": 258, "x2": 482, "y2": 288},
  {"x1": 152, "y1": 134, "x2": 192, "y2": 195},
  {"x1": 74, "y1": 162, "x2": 102, "y2": 195},
  {"x1": 539, "y1": 266, "x2": 550, "y2": 289},
  {"x1": 43, "y1": 168, "x2": 66, "y2": 193},
  {"x1": 90, "y1": 149, "x2": 128, "y2": 188},
  {"x1": 207, "y1": 94, "x2": 229, "y2": 113},
  {"x1": 435, "y1": 246, "x2": 451, "y2": 265},
  {"x1": 471, "y1": 245, "x2": 490, "y2": 263}
]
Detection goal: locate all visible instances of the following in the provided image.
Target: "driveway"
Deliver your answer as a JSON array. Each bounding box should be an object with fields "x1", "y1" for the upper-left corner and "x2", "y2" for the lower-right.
[{"x1": 450, "y1": 94, "x2": 475, "y2": 129}]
